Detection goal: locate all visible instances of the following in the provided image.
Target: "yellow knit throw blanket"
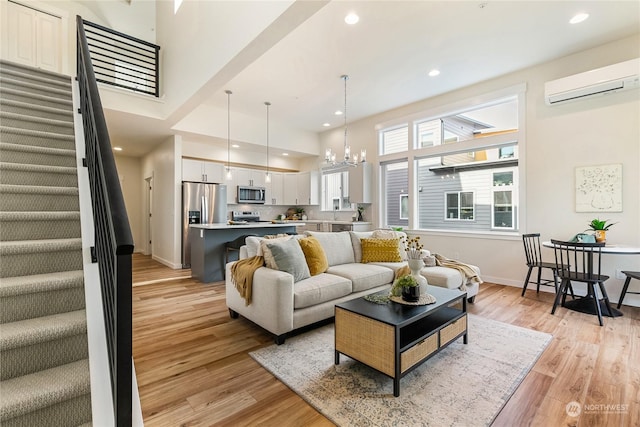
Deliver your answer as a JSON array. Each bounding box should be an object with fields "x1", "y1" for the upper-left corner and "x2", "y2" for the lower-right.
[
  {"x1": 230, "y1": 255, "x2": 264, "y2": 305},
  {"x1": 434, "y1": 254, "x2": 483, "y2": 291}
]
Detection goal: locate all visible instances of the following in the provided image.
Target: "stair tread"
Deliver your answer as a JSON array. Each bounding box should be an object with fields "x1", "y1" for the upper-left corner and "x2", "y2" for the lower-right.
[
  {"x1": 0, "y1": 126, "x2": 75, "y2": 141},
  {"x1": 0, "y1": 211, "x2": 80, "y2": 221},
  {"x1": 0, "y1": 142, "x2": 76, "y2": 157},
  {"x1": 0, "y1": 111, "x2": 74, "y2": 127},
  {"x1": 0, "y1": 98, "x2": 73, "y2": 116},
  {"x1": 0, "y1": 270, "x2": 84, "y2": 297},
  {"x1": 0, "y1": 87, "x2": 73, "y2": 107},
  {"x1": 0, "y1": 238, "x2": 82, "y2": 255},
  {"x1": 0, "y1": 61, "x2": 72, "y2": 86},
  {"x1": 0, "y1": 162, "x2": 77, "y2": 174},
  {"x1": 0, "y1": 359, "x2": 90, "y2": 421},
  {"x1": 0, "y1": 76, "x2": 72, "y2": 94},
  {"x1": 0, "y1": 310, "x2": 87, "y2": 350},
  {"x1": 0, "y1": 184, "x2": 79, "y2": 195}
]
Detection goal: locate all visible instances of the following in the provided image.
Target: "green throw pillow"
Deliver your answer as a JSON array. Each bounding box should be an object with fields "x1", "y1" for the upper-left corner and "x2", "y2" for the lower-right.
[{"x1": 264, "y1": 238, "x2": 310, "y2": 282}]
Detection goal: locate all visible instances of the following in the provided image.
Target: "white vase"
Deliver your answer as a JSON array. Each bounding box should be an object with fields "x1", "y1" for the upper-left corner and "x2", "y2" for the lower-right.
[{"x1": 407, "y1": 258, "x2": 428, "y2": 294}]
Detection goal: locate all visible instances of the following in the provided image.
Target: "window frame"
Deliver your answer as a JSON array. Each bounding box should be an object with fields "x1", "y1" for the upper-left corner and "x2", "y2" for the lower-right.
[{"x1": 444, "y1": 191, "x2": 475, "y2": 221}]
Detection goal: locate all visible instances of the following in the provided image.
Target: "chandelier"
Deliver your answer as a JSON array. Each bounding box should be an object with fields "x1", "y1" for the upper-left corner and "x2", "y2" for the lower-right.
[{"x1": 325, "y1": 75, "x2": 366, "y2": 167}]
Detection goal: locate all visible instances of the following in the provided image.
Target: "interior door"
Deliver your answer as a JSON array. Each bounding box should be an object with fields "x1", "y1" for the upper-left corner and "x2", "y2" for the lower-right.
[{"x1": 4, "y1": 1, "x2": 61, "y2": 73}]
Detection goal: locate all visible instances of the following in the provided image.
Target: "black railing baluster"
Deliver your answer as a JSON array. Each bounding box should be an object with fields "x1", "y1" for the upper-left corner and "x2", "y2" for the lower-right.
[
  {"x1": 82, "y1": 19, "x2": 160, "y2": 97},
  {"x1": 77, "y1": 15, "x2": 135, "y2": 426}
]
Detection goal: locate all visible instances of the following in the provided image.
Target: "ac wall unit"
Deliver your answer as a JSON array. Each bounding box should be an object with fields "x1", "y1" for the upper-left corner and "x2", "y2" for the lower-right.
[{"x1": 544, "y1": 58, "x2": 640, "y2": 105}]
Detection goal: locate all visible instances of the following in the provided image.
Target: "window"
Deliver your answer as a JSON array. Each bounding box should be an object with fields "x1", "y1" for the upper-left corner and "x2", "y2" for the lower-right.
[
  {"x1": 492, "y1": 170, "x2": 516, "y2": 229},
  {"x1": 400, "y1": 194, "x2": 409, "y2": 220},
  {"x1": 416, "y1": 119, "x2": 440, "y2": 148},
  {"x1": 379, "y1": 89, "x2": 523, "y2": 234},
  {"x1": 321, "y1": 169, "x2": 353, "y2": 211},
  {"x1": 381, "y1": 161, "x2": 408, "y2": 228},
  {"x1": 380, "y1": 126, "x2": 408, "y2": 155},
  {"x1": 445, "y1": 191, "x2": 474, "y2": 220}
]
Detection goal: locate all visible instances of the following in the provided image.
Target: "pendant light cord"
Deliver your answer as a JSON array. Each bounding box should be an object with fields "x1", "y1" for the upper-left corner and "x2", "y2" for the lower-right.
[
  {"x1": 342, "y1": 74, "x2": 348, "y2": 160},
  {"x1": 225, "y1": 90, "x2": 232, "y2": 171},
  {"x1": 265, "y1": 101, "x2": 270, "y2": 174}
]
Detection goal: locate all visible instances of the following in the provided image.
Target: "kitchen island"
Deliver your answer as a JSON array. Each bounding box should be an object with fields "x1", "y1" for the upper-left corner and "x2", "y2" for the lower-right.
[{"x1": 189, "y1": 222, "x2": 301, "y2": 283}]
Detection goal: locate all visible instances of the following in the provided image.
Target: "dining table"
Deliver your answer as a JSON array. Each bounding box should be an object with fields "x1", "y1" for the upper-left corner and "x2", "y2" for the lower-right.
[{"x1": 542, "y1": 241, "x2": 640, "y2": 318}]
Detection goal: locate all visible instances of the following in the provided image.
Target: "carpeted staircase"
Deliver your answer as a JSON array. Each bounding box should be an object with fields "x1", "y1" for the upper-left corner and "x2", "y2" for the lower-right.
[{"x1": 0, "y1": 60, "x2": 93, "y2": 426}]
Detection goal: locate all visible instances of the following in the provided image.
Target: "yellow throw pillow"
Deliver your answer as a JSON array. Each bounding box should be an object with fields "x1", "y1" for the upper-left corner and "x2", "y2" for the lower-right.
[
  {"x1": 298, "y1": 236, "x2": 329, "y2": 276},
  {"x1": 360, "y1": 238, "x2": 402, "y2": 263}
]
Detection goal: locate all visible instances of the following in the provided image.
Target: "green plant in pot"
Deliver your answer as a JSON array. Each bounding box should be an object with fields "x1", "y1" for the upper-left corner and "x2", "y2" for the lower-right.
[
  {"x1": 586, "y1": 218, "x2": 616, "y2": 243},
  {"x1": 392, "y1": 274, "x2": 420, "y2": 302}
]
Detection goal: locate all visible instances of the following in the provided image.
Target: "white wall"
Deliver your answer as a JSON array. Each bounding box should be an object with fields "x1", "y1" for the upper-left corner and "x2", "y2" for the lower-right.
[
  {"x1": 319, "y1": 35, "x2": 640, "y2": 306},
  {"x1": 114, "y1": 155, "x2": 143, "y2": 252},
  {"x1": 142, "y1": 135, "x2": 182, "y2": 268}
]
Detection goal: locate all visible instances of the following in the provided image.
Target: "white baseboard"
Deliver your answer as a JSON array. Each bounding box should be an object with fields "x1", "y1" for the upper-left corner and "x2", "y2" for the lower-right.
[{"x1": 151, "y1": 254, "x2": 182, "y2": 269}]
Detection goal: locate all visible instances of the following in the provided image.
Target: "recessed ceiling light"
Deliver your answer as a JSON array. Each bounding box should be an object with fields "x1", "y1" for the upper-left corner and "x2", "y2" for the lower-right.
[
  {"x1": 428, "y1": 69, "x2": 440, "y2": 77},
  {"x1": 282, "y1": 152, "x2": 289, "y2": 156},
  {"x1": 113, "y1": 146, "x2": 123, "y2": 151},
  {"x1": 569, "y1": 13, "x2": 589, "y2": 24},
  {"x1": 323, "y1": 123, "x2": 331, "y2": 127},
  {"x1": 345, "y1": 13, "x2": 359, "y2": 25},
  {"x1": 334, "y1": 110, "x2": 343, "y2": 116},
  {"x1": 232, "y1": 144, "x2": 240, "y2": 148}
]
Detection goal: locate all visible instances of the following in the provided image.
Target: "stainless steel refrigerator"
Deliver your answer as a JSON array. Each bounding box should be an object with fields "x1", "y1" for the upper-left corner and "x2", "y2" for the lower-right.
[{"x1": 182, "y1": 181, "x2": 227, "y2": 268}]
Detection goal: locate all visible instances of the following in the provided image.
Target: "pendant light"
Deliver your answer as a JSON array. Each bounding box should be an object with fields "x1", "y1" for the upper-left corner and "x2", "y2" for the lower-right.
[
  {"x1": 225, "y1": 90, "x2": 233, "y2": 180},
  {"x1": 264, "y1": 101, "x2": 271, "y2": 183},
  {"x1": 325, "y1": 74, "x2": 365, "y2": 167}
]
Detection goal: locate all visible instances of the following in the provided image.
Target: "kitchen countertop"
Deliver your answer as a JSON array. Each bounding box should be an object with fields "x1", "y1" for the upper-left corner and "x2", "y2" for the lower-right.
[
  {"x1": 190, "y1": 222, "x2": 305, "y2": 230},
  {"x1": 294, "y1": 220, "x2": 372, "y2": 225}
]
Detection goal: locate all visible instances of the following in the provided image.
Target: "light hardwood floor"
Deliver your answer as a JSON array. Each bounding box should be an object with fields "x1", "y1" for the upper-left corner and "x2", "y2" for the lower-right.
[{"x1": 132, "y1": 255, "x2": 640, "y2": 427}]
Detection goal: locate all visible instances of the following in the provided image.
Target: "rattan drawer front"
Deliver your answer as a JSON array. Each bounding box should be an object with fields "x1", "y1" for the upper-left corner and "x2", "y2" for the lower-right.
[
  {"x1": 440, "y1": 315, "x2": 467, "y2": 345},
  {"x1": 335, "y1": 308, "x2": 395, "y2": 377},
  {"x1": 401, "y1": 333, "x2": 438, "y2": 373}
]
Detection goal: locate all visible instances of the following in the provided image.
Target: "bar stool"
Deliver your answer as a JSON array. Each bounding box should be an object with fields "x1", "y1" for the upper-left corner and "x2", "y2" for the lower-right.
[
  {"x1": 225, "y1": 234, "x2": 257, "y2": 264},
  {"x1": 617, "y1": 271, "x2": 640, "y2": 308}
]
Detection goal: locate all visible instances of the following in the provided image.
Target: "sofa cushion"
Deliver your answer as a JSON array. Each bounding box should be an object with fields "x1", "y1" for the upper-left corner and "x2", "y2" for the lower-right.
[
  {"x1": 360, "y1": 238, "x2": 402, "y2": 263},
  {"x1": 306, "y1": 231, "x2": 355, "y2": 266},
  {"x1": 263, "y1": 238, "x2": 310, "y2": 282},
  {"x1": 327, "y1": 263, "x2": 394, "y2": 293},
  {"x1": 373, "y1": 230, "x2": 408, "y2": 260},
  {"x1": 298, "y1": 235, "x2": 329, "y2": 276},
  {"x1": 420, "y1": 266, "x2": 469, "y2": 289},
  {"x1": 293, "y1": 273, "x2": 352, "y2": 309},
  {"x1": 260, "y1": 235, "x2": 292, "y2": 264}
]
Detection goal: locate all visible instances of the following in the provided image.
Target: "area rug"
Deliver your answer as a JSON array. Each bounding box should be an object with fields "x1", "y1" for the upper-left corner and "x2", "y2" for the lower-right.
[{"x1": 250, "y1": 314, "x2": 552, "y2": 427}]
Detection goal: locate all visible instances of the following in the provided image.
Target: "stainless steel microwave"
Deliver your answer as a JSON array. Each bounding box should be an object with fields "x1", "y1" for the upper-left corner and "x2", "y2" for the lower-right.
[{"x1": 237, "y1": 186, "x2": 266, "y2": 204}]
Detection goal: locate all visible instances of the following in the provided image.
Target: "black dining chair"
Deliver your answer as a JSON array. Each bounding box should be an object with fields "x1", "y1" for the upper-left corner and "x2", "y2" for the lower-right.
[
  {"x1": 550, "y1": 239, "x2": 613, "y2": 326},
  {"x1": 617, "y1": 271, "x2": 640, "y2": 309},
  {"x1": 521, "y1": 233, "x2": 565, "y2": 296}
]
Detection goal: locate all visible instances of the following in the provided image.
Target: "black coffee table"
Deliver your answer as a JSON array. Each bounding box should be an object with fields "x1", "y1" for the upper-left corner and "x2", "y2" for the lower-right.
[{"x1": 335, "y1": 286, "x2": 467, "y2": 397}]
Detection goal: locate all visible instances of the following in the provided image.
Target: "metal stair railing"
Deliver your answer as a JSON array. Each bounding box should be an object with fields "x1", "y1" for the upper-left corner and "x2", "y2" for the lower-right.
[{"x1": 77, "y1": 15, "x2": 135, "y2": 426}]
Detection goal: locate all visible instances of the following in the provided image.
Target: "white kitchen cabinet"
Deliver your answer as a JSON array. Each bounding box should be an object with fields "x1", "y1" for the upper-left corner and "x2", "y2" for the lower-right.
[
  {"x1": 233, "y1": 168, "x2": 265, "y2": 187},
  {"x1": 349, "y1": 162, "x2": 372, "y2": 204},
  {"x1": 284, "y1": 171, "x2": 319, "y2": 206},
  {"x1": 330, "y1": 222, "x2": 372, "y2": 232},
  {"x1": 265, "y1": 172, "x2": 284, "y2": 205},
  {"x1": 182, "y1": 159, "x2": 224, "y2": 183},
  {"x1": 296, "y1": 222, "x2": 328, "y2": 233}
]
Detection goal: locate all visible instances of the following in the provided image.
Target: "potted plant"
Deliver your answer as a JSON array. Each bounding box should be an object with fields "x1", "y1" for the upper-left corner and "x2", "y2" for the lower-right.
[
  {"x1": 586, "y1": 218, "x2": 616, "y2": 243},
  {"x1": 391, "y1": 274, "x2": 420, "y2": 302}
]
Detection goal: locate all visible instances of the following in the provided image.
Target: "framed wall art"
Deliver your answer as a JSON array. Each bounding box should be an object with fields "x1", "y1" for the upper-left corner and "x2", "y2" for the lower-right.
[{"x1": 575, "y1": 164, "x2": 622, "y2": 212}]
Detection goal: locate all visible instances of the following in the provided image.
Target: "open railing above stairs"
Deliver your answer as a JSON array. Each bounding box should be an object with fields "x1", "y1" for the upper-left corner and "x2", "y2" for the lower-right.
[
  {"x1": 81, "y1": 18, "x2": 160, "y2": 97},
  {"x1": 76, "y1": 16, "x2": 135, "y2": 426}
]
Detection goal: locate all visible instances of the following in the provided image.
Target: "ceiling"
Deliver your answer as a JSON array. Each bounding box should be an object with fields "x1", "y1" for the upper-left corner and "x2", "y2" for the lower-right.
[{"x1": 106, "y1": 1, "x2": 640, "y2": 158}]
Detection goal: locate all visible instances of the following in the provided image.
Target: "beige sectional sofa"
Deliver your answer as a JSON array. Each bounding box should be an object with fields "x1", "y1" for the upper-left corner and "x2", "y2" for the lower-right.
[{"x1": 225, "y1": 230, "x2": 480, "y2": 344}]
